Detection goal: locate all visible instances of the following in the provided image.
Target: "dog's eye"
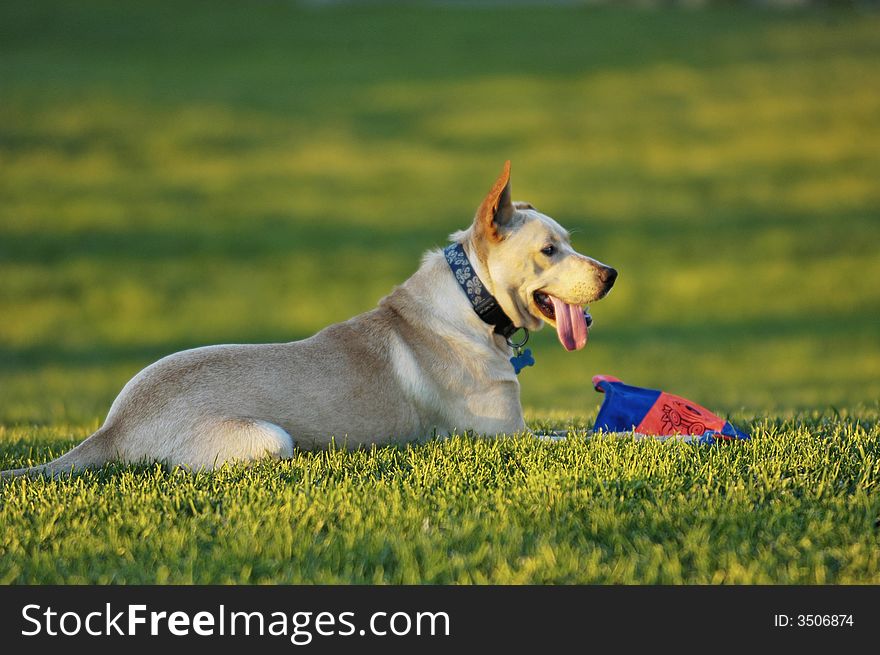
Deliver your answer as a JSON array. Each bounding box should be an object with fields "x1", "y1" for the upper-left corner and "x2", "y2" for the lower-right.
[{"x1": 540, "y1": 244, "x2": 557, "y2": 257}]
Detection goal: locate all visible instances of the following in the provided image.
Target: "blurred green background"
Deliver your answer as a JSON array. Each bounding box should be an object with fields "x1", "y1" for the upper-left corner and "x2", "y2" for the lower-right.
[{"x1": 2, "y1": 1, "x2": 879, "y2": 427}]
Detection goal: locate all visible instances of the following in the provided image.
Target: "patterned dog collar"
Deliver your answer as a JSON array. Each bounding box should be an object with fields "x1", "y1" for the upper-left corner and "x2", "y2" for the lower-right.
[{"x1": 443, "y1": 242, "x2": 517, "y2": 339}]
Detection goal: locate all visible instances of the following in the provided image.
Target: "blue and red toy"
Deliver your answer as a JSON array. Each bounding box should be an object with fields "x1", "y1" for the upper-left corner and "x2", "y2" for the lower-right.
[{"x1": 592, "y1": 375, "x2": 749, "y2": 444}]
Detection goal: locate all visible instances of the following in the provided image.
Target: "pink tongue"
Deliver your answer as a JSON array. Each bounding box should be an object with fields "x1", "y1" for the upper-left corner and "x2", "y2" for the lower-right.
[{"x1": 549, "y1": 295, "x2": 588, "y2": 351}]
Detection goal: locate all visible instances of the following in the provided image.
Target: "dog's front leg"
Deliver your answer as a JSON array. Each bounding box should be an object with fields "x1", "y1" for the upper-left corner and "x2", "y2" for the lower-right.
[{"x1": 450, "y1": 384, "x2": 526, "y2": 437}]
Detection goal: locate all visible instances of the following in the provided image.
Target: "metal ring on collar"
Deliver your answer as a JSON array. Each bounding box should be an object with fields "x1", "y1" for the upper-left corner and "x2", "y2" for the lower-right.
[{"x1": 506, "y1": 328, "x2": 530, "y2": 349}]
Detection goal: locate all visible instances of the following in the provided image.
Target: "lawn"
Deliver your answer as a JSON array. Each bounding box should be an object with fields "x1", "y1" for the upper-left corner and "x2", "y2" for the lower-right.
[
  {"x1": 1, "y1": 415, "x2": 879, "y2": 584},
  {"x1": 1, "y1": 1, "x2": 879, "y2": 583}
]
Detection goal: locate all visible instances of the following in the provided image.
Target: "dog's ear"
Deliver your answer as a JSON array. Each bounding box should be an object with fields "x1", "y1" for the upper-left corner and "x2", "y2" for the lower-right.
[{"x1": 475, "y1": 160, "x2": 515, "y2": 243}]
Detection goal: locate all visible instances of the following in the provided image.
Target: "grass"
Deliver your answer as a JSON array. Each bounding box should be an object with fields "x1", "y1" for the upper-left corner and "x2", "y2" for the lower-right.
[
  {"x1": 2, "y1": 412, "x2": 878, "y2": 585},
  {"x1": 1, "y1": 1, "x2": 879, "y2": 583}
]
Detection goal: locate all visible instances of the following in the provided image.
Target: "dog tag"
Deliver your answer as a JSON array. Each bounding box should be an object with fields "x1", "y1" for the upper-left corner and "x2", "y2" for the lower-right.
[{"x1": 510, "y1": 348, "x2": 535, "y2": 375}]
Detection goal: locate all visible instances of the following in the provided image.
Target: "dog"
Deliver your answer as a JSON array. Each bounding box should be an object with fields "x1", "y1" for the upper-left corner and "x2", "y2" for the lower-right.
[{"x1": 1, "y1": 161, "x2": 616, "y2": 477}]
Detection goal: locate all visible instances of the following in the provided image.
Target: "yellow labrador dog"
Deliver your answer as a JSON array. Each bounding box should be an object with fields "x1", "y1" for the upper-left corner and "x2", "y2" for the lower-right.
[{"x1": 3, "y1": 162, "x2": 616, "y2": 477}]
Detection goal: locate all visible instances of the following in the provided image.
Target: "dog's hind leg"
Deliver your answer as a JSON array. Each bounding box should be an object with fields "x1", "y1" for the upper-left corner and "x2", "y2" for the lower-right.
[
  {"x1": 177, "y1": 418, "x2": 295, "y2": 471},
  {"x1": 0, "y1": 419, "x2": 295, "y2": 478}
]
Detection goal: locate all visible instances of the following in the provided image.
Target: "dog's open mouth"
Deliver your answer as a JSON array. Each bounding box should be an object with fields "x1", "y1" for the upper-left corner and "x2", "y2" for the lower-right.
[{"x1": 533, "y1": 291, "x2": 591, "y2": 352}]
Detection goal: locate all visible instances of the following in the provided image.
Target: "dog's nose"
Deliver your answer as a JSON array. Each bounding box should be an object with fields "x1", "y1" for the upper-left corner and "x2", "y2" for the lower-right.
[{"x1": 600, "y1": 266, "x2": 618, "y2": 287}]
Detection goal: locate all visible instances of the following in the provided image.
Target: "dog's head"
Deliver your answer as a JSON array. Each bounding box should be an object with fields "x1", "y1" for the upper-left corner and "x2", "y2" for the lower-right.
[{"x1": 459, "y1": 161, "x2": 617, "y2": 351}]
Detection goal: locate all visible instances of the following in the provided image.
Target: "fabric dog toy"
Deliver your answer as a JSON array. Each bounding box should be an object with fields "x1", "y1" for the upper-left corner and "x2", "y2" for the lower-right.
[{"x1": 592, "y1": 375, "x2": 749, "y2": 444}]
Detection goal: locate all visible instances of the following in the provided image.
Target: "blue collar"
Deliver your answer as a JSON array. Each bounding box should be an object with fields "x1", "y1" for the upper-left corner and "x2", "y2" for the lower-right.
[
  {"x1": 443, "y1": 243, "x2": 517, "y2": 339},
  {"x1": 443, "y1": 242, "x2": 534, "y2": 374}
]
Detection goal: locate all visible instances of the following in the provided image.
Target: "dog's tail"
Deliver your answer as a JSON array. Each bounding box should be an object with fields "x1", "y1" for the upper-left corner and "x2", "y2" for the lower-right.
[{"x1": 0, "y1": 425, "x2": 115, "y2": 479}]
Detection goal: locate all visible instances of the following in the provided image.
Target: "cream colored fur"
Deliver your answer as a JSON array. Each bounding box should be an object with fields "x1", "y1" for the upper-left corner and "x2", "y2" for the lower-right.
[{"x1": 2, "y1": 162, "x2": 615, "y2": 476}]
